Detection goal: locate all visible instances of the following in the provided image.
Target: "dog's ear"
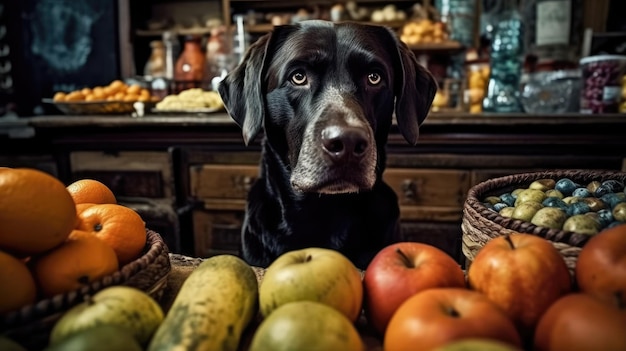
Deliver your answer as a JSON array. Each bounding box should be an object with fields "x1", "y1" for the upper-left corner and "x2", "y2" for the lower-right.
[
  {"x1": 217, "y1": 33, "x2": 273, "y2": 145},
  {"x1": 387, "y1": 28, "x2": 438, "y2": 146}
]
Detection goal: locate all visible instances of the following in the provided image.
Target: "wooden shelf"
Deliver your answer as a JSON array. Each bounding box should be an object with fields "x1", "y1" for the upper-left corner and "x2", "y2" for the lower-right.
[
  {"x1": 135, "y1": 27, "x2": 214, "y2": 37},
  {"x1": 239, "y1": 20, "x2": 408, "y2": 33},
  {"x1": 406, "y1": 41, "x2": 464, "y2": 54},
  {"x1": 135, "y1": 24, "x2": 463, "y2": 57}
]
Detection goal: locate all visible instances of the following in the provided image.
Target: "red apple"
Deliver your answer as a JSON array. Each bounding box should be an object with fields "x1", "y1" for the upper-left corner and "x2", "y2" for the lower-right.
[
  {"x1": 534, "y1": 293, "x2": 626, "y2": 351},
  {"x1": 467, "y1": 233, "x2": 571, "y2": 339},
  {"x1": 384, "y1": 287, "x2": 522, "y2": 351},
  {"x1": 576, "y1": 223, "x2": 626, "y2": 304},
  {"x1": 363, "y1": 242, "x2": 466, "y2": 335}
]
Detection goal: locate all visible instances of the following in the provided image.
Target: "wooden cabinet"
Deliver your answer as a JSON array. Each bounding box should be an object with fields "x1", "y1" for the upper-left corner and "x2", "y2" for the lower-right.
[{"x1": 9, "y1": 113, "x2": 626, "y2": 265}]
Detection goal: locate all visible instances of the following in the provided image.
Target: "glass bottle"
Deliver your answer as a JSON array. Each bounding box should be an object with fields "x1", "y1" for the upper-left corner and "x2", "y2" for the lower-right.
[
  {"x1": 174, "y1": 35, "x2": 206, "y2": 92},
  {"x1": 436, "y1": 0, "x2": 477, "y2": 48},
  {"x1": 482, "y1": 0, "x2": 524, "y2": 113},
  {"x1": 205, "y1": 25, "x2": 235, "y2": 90},
  {"x1": 162, "y1": 31, "x2": 180, "y2": 81},
  {"x1": 520, "y1": 0, "x2": 583, "y2": 67},
  {"x1": 143, "y1": 40, "x2": 166, "y2": 78}
]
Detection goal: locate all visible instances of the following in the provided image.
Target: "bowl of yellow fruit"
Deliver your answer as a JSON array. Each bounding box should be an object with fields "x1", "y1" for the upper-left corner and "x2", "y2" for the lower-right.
[{"x1": 45, "y1": 80, "x2": 160, "y2": 115}]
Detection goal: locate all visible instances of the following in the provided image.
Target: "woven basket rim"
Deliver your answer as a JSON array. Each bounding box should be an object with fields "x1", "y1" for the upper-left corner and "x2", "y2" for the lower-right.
[
  {"x1": 0, "y1": 228, "x2": 170, "y2": 329},
  {"x1": 464, "y1": 169, "x2": 626, "y2": 247}
]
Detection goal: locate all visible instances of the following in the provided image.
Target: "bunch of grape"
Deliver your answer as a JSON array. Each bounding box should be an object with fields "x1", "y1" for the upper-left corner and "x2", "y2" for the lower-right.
[{"x1": 581, "y1": 57, "x2": 626, "y2": 114}]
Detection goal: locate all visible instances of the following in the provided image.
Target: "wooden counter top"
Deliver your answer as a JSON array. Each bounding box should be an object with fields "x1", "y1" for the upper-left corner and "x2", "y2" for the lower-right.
[{"x1": 17, "y1": 112, "x2": 626, "y2": 128}]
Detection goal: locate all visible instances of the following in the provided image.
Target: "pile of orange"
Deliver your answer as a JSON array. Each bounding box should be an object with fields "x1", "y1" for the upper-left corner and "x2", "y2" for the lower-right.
[
  {"x1": 52, "y1": 80, "x2": 158, "y2": 103},
  {"x1": 0, "y1": 169, "x2": 147, "y2": 315}
]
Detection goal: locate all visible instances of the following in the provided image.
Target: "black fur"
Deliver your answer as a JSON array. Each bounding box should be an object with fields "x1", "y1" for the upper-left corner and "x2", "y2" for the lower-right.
[{"x1": 218, "y1": 20, "x2": 436, "y2": 269}]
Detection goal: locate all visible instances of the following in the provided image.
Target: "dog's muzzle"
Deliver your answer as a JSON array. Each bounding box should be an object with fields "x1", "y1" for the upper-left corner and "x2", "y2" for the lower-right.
[{"x1": 290, "y1": 107, "x2": 377, "y2": 194}]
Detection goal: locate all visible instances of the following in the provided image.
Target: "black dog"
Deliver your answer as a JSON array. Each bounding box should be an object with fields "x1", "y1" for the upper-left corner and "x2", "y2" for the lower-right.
[{"x1": 218, "y1": 20, "x2": 436, "y2": 269}]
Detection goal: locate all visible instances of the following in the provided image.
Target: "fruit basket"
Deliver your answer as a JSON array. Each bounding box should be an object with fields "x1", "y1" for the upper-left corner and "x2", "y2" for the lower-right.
[
  {"x1": 462, "y1": 169, "x2": 626, "y2": 274},
  {"x1": 42, "y1": 99, "x2": 157, "y2": 115},
  {"x1": 0, "y1": 229, "x2": 171, "y2": 349}
]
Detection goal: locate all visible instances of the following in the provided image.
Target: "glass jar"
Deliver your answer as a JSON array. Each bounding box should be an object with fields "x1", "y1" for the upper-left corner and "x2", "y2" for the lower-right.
[
  {"x1": 482, "y1": 0, "x2": 525, "y2": 113},
  {"x1": 206, "y1": 25, "x2": 235, "y2": 88},
  {"x1": 143, "y1": 40, "x2": 166, "y2": 78},
  {"x1": 520, "y1": 69, "x2": 580, "y2": 113},
  {"x1": 174, "y1": 35, "x2": 206, "y2": 92}
]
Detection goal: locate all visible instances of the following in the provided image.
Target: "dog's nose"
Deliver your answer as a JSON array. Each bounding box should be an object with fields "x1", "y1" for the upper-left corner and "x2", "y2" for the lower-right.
[{"x1": 321, "y1": 125, "x2": 370, "y2": 162}]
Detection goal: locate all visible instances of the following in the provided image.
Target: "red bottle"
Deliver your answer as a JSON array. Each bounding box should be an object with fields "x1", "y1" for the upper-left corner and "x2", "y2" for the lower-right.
[{"x1": 174, "y1": 35, "x2": 206, "y2": 92}]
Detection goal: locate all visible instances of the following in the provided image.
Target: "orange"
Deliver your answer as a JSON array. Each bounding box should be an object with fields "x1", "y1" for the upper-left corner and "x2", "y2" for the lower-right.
[
  {"x1": 67, "y1": 179, "x2": 117, "y2": 205},
  {"x1": 0, "y1": 250, "x2": 37, "y2": 314},
  {"x1": 32, "y1": 230, "x2": 119, "y2": 298},
  {"x1": 75, "y1": 203, "x2": 97, "y2": 216},
  {"x1": 0, "y1": 168, "x2": 77, "y2": 256},
  {"x1": 76, "y1": 204, "x2": 147, "y2": 265}
]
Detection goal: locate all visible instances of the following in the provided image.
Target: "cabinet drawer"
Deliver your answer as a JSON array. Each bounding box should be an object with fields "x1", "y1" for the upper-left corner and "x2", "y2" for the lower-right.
[
  {"x1": 190, "y1": 164, "x2": 259, "y2": 200},
  {"x1": 383, "y1": 168, "x2": 470, "y2": 221},
  {"x1": 192, "y1": 210, "x2": 243, "y2": 258},
  {"x1": 70, "y1": 151, "x2": 173, "y2": 199}
]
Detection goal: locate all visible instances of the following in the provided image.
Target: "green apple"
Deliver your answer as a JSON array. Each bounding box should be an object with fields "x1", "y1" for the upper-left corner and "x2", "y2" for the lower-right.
[
  {"x1": 45, "y1": 325, "x2": 142, "y2": 351},
  {"x1": 259, "y1": 247, "x2": 363, "y2": 322},
  {"x1": 432, "y1": 338, "x2": 523, "y2": 351},
  {"x1": 249, "y1": 301, "x2": 364, "y2": 351},
  {"x1": 49, "y1": 286, "x2": 164, "y2": 346}
]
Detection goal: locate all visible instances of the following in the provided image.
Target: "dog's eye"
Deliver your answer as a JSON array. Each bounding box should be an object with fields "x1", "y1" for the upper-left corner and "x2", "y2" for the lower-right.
[
  {"x1": 367, "y1": 72, "x2": 382, "y2": 85},
  {"x1": 291, "y1": 71, "x2": 308, "y2": 85}
]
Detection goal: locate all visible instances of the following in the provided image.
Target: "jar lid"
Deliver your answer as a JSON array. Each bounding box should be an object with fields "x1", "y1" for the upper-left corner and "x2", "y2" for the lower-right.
[{"x1": 580, "y1": 55, "x2": 626, "y2": 65}]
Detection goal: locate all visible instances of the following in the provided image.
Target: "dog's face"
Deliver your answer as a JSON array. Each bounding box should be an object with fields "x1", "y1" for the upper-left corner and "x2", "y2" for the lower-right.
[{"x1": 219, "y1": 20, "x2": 436, "y2": 194}]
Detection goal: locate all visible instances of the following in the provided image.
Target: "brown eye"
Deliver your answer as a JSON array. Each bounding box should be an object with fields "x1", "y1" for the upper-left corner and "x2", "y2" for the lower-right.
[
  {"x1": 368, "y1": 72, "x2": 382, "y2": 85},
  {"x1": 291, "y1": 71, "x2": 307, "y2": 85}
]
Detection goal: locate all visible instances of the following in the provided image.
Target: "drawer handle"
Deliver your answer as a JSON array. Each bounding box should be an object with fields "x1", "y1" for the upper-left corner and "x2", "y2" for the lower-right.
[
  {"x1": 234, "y1": 175, "x2": 255, "y2": 192},
  {"x1": 401, "y1": 179, "x2": 420, "y2": 202}
]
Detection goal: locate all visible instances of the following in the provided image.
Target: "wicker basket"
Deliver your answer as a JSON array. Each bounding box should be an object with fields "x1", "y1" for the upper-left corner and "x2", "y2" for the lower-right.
[
  {"x1": 0, "y1": 229, "x2": 171, "y2": 349},
  {"x1": 462, "y1": 169, "x2": 626, "y2": 274},
  {"x1": 42, "y1": 99, "x2": 157, "y2": 115}
]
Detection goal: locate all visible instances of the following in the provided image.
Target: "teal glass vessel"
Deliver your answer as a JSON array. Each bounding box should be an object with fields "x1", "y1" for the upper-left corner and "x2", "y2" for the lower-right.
[{"x1": 482, "y1": 0, "x2": 524, "y2": 113}]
